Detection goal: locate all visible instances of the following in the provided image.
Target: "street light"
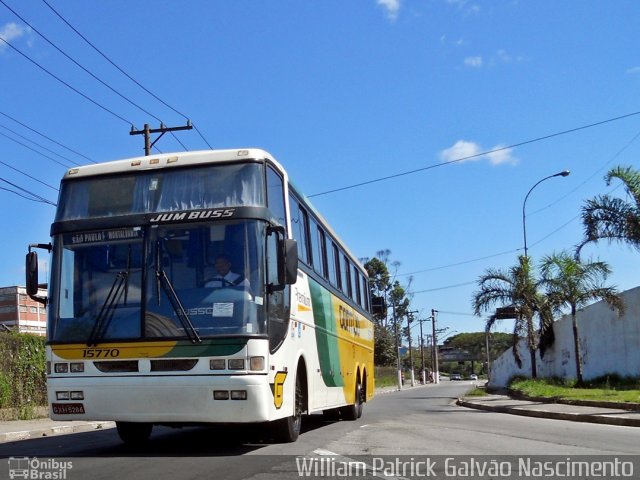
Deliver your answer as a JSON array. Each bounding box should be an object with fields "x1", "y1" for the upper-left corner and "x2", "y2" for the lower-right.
[{"x1": 522, "y1": 170, "x2": 570, "y2": 258}]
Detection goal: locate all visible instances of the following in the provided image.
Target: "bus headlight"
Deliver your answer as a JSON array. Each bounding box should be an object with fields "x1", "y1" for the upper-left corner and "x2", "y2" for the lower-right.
[
  {"x1": 56, "y1": 391, "x2": 70, "y2": 400},
  {"x1": 70, "y1": 363, "x2": 84, "y2": 373},
  {"x1": 54, "y1": 363, "x2": 68, "y2": 373},
  {"x1": 249, "y1": 356, "x2": 264, "y2": 371},
  {"x1": 213, "y1": 390, "x2": 229, "y2": 400},
  {"x1": 70, "y1": 391, "x2": 84, "y2": 400},
  {"x1": 227, "y1": 359, "x2": 245, "y2": 370},
  {"x1": 210, "y1": 359, "x2": 226, "y2": 370},
  {"x1": 230, "y1": 390, "x2": 247, "y2": 400}
]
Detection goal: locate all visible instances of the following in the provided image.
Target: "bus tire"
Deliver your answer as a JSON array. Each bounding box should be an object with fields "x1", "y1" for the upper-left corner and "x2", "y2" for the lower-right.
[
  {"x1": 116, "y1": 421, "x2": 153, "y2": 445},
  {"x1": 273, "y1": 373, "x2": 303, "y2": 443},
  {"x1": 340, "y1": 380, "x2": 363, "y2": 421}
]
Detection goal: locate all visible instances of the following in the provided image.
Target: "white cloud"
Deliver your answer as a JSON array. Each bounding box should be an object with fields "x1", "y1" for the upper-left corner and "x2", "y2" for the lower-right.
[
  {"x1": 486, "y1": 145, "x2": 518, "y2": 165},
  {"x1": 0, "y1": 22, "x2": 26, "y2": 51},
  {"x1": 440, "y1": 140, "x2": 482, "y2": 162},
  {"x1": 377, "y1": 0, "x2": 400, "y2": 21},
  {"x1": 440, "y1": 140, "x2": 518, "y2": 166},
  {"x1": 464, "y1": 56, "x2": 483, "y2": 68}
]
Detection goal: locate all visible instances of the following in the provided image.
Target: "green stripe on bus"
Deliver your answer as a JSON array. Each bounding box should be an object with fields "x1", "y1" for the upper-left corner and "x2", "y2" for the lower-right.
[
  {"x1": 164, "y1": 338, "x2": 248, "y2": 357},
  {"x1": 309, "y1": 280, "x2": 343, "y2": 387}
]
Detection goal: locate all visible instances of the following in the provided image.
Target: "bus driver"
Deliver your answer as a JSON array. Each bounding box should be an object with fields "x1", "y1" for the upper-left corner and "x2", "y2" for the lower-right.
[{"x1": 205, "y1": 254, "x2": 250, "y2": 289}]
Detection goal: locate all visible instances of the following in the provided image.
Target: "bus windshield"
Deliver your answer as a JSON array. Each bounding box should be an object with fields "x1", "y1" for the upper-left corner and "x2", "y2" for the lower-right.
[
  {"x1": 56, "y1": 162, "x2": 264, "y2": 221},
  {"x1": 51, "y1": 220, "x2": 266, "y2": 343}
]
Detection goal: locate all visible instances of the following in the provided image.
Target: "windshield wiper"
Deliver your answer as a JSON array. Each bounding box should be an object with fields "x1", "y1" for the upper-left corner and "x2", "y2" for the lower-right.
[
  {"x1": 87, "y1": 271, "x2": 128, "y2": 346},
  {"x1": 155, "y1": 240, "x2": 201, "y2": 344}
]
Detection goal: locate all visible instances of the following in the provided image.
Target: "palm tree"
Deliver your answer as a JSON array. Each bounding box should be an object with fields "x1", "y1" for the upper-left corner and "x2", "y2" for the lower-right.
[
  {"x1": 539, "y1": 251, "x2": 624, "y2": 385},
  {"x1": 473, "y1": 256, "x2": 551, "y2": 378},
  {"x1": 580, "y1": 165, "x2": 640, "y2": 254}
]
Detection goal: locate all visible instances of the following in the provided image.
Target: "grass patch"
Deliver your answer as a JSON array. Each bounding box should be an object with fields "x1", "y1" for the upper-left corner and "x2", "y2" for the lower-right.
[
  {"x1": 465, "y1": 387, "x2": 489, "y2": 397},
  {"x1": 509, "y1": 376, "x2": 640, "y2": 405},
  {"x1": 375, "y1": 366, "x2": 400, "y2": 388}
]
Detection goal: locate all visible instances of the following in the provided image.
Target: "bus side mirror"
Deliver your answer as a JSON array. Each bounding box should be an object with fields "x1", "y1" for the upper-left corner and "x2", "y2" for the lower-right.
[
  {"x1": 284, "y1": 239, "x2": 298, "y2": 285},
  {"x1": 26, "y1": 251, "x2": 39, "y2": 297},
  {"x1": 25, "y1": 243, "x2": 52, "y2": 305}
]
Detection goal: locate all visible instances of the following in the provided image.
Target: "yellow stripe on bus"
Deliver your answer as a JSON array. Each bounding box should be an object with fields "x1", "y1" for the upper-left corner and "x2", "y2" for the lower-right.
[{"x1": 52, "y1": 341, "x2": 177, "y2": 360}]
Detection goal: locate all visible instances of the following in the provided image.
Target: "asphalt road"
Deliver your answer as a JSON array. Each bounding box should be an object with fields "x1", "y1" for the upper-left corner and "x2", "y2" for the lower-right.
[{"x1": 0, "y1": 381, "x2": 637, "y2": 480}]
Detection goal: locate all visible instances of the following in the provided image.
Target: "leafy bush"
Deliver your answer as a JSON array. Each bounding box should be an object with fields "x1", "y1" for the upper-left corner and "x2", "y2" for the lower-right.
[{"x1": 0, "y1": 332, "x2": 47, "y2": 419}]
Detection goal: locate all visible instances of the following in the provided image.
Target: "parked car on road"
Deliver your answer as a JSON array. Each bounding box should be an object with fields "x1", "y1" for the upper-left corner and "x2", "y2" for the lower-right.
[
  {"x1": 469, "y1": 374, "x2": 478, "y2": 380},
  {"x1": 450, "y1": 373, "x2": 462, "y2": 381}
]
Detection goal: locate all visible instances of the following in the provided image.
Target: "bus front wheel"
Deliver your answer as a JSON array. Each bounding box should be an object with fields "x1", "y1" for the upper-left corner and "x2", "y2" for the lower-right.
[
  {"x1": 273, "y1": 374, "x2": 303, "y2": 443},
  {"x1": 116, "y1": 421, "x2": 153, "y2": 445}
]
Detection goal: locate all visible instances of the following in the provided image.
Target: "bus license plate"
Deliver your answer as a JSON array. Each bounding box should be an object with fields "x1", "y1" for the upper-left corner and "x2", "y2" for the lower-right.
[{"x1": 52, "y1": 403, "x2": 85, "y2": 415}]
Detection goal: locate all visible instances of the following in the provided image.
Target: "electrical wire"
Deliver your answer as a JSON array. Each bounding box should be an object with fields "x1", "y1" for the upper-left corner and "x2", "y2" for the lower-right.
[
  {"x1": 41, "y1": 0, "x2": 213, "y2": 150},
  {"x1": 1, "y1": 0, "x2": 192, "y2": 153},
  {"x1": 0, "y1": 121, "x2": 81, "y2": 166},
  {"x1": 0, "y1": 176, "x2": 56, "y2": 206},
  {"x1": 0, "y1": 36, "x2": 133, "y2": 126},
  {"x1": 0, "y1": 160, "x2": 58, "y2": 191},
  {"x1": 308, "y1": 110, "x2": 640, "y2": 197},
  {"x1": 0, "y1": 109, "x2": 94, "y2": 163},
  {"x1": 0, "y1": 131, "x2": 73, "y2": 168}
]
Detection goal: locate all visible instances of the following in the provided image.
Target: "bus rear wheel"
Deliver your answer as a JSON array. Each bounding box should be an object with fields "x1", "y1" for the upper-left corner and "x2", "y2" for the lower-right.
[
  {"x1": 340, "y1": 380, "x2": 364, "y2": 421},
  {"x1": 273, "y1": 374, "x2": 303, "y2": 443},
  {"x1": 116, "y1": 421, "x2": 153, "y2": 445}
]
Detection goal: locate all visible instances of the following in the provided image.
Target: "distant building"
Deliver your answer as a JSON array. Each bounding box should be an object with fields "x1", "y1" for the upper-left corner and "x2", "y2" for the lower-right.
[{"x1": 0, "y1": 285, "x2": 47, "y2": 336}]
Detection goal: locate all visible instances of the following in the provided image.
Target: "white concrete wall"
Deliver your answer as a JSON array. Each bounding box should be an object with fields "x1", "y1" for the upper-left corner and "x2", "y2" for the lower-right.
[{"x1": 488, "y1": 286, "x2": 640, "y2": 388}]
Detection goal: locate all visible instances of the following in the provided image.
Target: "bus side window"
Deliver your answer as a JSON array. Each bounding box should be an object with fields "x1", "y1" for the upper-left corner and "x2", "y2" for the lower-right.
[
  {"x1": 266, "y1": 166, "x2": 286, "y2": 228},
  {"x1": 290, "y1": 196, "x2": 310, "y2": 265},
  {"x1": 310, "y1": 218, "x2": 323, "y2": 277},
  {"x1": 330, "y1": 243, "x2": 340, "y2": 289},
  {"x1": 266, "y1": 230, "x2": 290, "y2": 352}
]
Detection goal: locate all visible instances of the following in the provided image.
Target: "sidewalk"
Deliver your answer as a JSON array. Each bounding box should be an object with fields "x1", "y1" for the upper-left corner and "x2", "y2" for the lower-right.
[
  {"x1": 458, "y1": 393, "x2": 640, "y2": 427},
  {"x1": 0, "y1": 417, "x2": 115, "y2": 443}
]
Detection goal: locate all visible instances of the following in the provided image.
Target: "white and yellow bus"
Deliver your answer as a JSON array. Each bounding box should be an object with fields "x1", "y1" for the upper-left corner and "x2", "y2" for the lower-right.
[{"x1": 26, "y1": 149, "x2": 374, "y2": 444}]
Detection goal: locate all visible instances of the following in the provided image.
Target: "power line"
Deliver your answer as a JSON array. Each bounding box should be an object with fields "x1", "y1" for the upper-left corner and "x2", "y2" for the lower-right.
[
  {"x1": 0, "y1": 109, "x2": 94, "y2": 163},
  {"x1": 0, "y1": 176, "x2": 56, "y2": 206},
  {"x1": 0, "y1": 35, "x2": 133, "y2": 126},
  {"x1": 411, "y1": 281, "x2": 477, "y2": 294},
  {"x1": 398, "y1": 248, "x2": 520, "y2": 277},
  {"x1": 41, "y1": 0, "x2": 213, "y2": 150},
  {"x1": 0, "y1": 160, "x2": 58, "y2": 191},
  {"x1": 0, "y1": 121, "x2": 81, "y2": 166},
  {"x1": 0, "y1": 131, "x2": 73, "y2": 168},
  {"x1": 309, "y1": 110, "x2": 640, "y2": 197},
  {"x1": 1, "y1": 0, "x2": 192, "y2": 153}
]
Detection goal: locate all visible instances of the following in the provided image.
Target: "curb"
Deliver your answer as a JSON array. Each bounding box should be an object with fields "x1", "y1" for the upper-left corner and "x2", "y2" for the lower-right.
[
  {"x1": 457, "y1": 398, "x2": 640, "y2": 427},
  {"x1": 0, "y1": 421, "x2": 115, "y2": 443}
]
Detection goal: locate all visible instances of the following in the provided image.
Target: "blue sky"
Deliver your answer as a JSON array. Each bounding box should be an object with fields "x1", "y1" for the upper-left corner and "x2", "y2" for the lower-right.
[{"x1": 1, "y1": 0, "x2": 640, "y2": 339}]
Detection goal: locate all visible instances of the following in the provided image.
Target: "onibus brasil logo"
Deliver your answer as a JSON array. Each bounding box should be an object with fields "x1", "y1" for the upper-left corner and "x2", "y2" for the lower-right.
[{"x1": 8, "y1": 457, "x2": 72, "y2": 479}]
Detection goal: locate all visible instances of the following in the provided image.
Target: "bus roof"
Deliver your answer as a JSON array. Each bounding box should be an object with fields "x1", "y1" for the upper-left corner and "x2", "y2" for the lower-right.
[{"x1": 63, "y1": 148, "x2": 278, "y2": 180}]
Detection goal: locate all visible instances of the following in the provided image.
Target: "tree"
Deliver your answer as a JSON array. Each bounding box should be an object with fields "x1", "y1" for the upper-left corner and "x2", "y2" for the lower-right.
[
  {"x1": 580, "y1": 165, "x2": 640, "y2": 254},
  {"x1": 539, "y1": 251, "x2": 624, "y2": 385},
  {"x1": 364, "y1": 257, "x2": 391, "y2": 327},
  {"x1": 364, "y1": 253, "x2": 412, "y2": 367},
  {"x1": 472, "y1": 255, "x2": 552, "y2": 378}
]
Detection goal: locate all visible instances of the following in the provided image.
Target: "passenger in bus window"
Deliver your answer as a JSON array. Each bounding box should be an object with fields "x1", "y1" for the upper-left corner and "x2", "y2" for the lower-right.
[{"x1": 205, "y1": 254, "x2": 250, "y2": 289}]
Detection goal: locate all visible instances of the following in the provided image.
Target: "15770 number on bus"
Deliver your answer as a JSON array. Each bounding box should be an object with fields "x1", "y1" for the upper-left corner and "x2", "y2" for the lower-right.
[{"x1": 82, "y1": 349, "x2": 120, "y2": 358}]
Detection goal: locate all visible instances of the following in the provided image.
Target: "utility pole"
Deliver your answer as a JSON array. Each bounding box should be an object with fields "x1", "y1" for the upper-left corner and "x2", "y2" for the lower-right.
[
  {"x1": 392, "y1": 297, "x2": 402, "y2": 390},
  {"x1": 419, "y1": 317, "x2": 426, "y2": 384},
  {"x1": 431, "y1": 309, "x2": 440, "y2": 384},
  {"x1": 130, "y1": 122, "x2": 193, "y2": 156},
  {"x1": 407, "y1": 311, "x2": 418, "y2": 387}
]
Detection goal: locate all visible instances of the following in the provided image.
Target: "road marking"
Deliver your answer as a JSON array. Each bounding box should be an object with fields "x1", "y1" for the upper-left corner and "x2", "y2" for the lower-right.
[{"x1": 311, "y1": 449, "x2": 409, "y2": 480}]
